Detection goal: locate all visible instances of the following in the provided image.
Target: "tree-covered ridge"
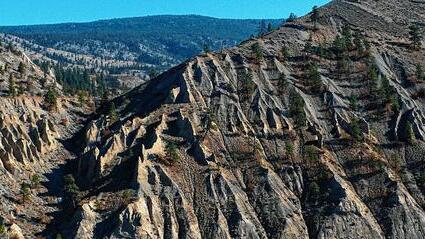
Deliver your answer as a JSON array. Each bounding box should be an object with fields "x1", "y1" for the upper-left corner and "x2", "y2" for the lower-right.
[{"x1": 0, "y1": 15, "x2": 282, "y2": 66}]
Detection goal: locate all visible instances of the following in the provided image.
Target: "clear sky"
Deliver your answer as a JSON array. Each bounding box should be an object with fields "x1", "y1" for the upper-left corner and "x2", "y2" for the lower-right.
[{"x1": 0, "y1": 0, "x2": 330, "y2": 26}]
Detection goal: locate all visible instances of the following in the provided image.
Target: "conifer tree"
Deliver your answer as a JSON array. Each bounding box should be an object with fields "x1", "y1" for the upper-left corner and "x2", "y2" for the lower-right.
[
  {"x1": 8, "y1": 74, "x2": 16, "y2": 97},
  {"x1": 311, "y1": 6, "x2": 320, "y2": 29}
]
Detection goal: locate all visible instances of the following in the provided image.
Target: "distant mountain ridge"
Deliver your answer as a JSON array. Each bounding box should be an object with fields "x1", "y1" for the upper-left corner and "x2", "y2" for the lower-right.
[{"x1": 0, "y1": 15, "x2": 282, "y2": 68}]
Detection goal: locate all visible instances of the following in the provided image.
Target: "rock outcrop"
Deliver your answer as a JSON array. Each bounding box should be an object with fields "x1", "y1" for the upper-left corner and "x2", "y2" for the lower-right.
[{"x1": 61, "y1": 1, "x2": 425, "y2": 238}]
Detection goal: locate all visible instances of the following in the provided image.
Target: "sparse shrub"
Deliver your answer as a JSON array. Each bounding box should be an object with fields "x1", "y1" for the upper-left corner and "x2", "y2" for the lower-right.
[
  {"x1": 30, "y1": 174, "x2": 42, "y2": 189},
  {"x1": 120, "y1": 189, "x2": 135, "y2": 206},
  {"x1": 20, "y1": 182, "x2": 31, "y2": 205},
  {"x1": 164, "y1": 142, "x2": 180, "y2": 164}
]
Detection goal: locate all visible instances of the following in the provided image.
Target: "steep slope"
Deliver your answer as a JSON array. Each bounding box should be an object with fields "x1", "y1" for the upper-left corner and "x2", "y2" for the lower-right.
[
  {"x1": 0, "y1": 44, "x2": 88, "y2": 237},
  {"x1": 58, "y1": 0, "x2": 425, "y2": 238}
]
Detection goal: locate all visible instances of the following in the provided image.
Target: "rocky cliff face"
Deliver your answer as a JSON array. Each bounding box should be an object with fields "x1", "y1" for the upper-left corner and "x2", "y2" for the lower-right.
[
  {"x1": 2, "y1": 0, "x2": 425, "y2": 238},
  {"x1": 0, "y1": 43, "x2": 88, "y2": 237},
  {"x1": 60, "y1": 0, "x2": 425, "y2": 238}
]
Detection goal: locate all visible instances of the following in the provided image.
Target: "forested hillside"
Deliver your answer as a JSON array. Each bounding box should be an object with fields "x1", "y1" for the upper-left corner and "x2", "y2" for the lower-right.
[{"x1": 0, "y1": 15, "x2": 282, "y2": 67}]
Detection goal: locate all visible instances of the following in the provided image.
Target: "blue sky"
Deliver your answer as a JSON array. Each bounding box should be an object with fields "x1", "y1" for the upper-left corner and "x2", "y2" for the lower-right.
[{"x1": 0, "y1": 0, "x2": 330, "y2": 26}]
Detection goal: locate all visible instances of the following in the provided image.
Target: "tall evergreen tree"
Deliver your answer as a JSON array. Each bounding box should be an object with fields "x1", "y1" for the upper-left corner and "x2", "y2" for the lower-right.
[
  {"x1": 311, "y1": 6, "x2": 320, "y2": 29},
  {"x1": 258, "y1": 20, "x2": 267, "y2": 37},
  {"x1": 8, "y1": 74, "x2": 16, "y2": 97}
]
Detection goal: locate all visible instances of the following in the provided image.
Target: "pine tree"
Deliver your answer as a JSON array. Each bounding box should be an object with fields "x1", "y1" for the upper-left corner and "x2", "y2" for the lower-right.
[
  {"x1": 416, "y1": 64, "x2": 424, "y2": 81},
  {"x1": 406, "y1": 122, "x2": 415, "y2": 144},
  {"x1": 8, "y1": 74, "x2": 16, "y2": 97},
  {"x1": 18, "y1": 62, "x2": 26, "y2": 75},
  {"x1": 44, "y1": 87, "x2": 58, "y2": 111},
  {"x1": 267, "y1": 23, "x2": 273, "y2": 32},
  {"x1": 287, "y1": 13, "x2": 297, "y2": 23},
  {"x1": 311, "y1": 6, "x2": 320, "y2": 29},
  {"x1": 108, "y1": 102, "x2": 118, "y2": 122},
  {"x1": 64, "y1": 174, "x2": 80, "y2": 208},
  {"x1": 289, "y1": 90, "x2": 307, "y2": 127},
  {"x1": 307, "y1": 62, "x2": 323, "y2": 92},
  {"x1": 409, "y1": 24, "x2": 422, "y2": 49},
  {"x1": 258, "y1": 20, "x2": 267, "y2": 37}
]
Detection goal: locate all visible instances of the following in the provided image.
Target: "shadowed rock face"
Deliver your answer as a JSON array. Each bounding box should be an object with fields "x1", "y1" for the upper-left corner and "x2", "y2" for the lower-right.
[{"x1": 62, "y1": 0, "x2": 425, "y2": 238}]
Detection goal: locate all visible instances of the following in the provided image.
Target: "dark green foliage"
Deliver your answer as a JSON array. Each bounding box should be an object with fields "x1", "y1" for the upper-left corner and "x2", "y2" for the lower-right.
[
  {"x1": 267, "y1": 23, "x2": 273, "y2": 32},
  {"x1": 276, "y1": 73, "x2": 289, "y2": 94},
  {"x1": 8, "y1": 74, "x2": 16, "y2": 97},
  {"x1": 307, "y1": 62, "x2": 323, "y2": 92},
  {"x1": 304, "y1": 145, "x2": 319, "y2": 161},
  {"x1": 0, "y1": 16, "x2": 282, "y2": 64},
  {"x1": 368, "y1": 64, "x2": 379, "y2": 94},
  {"x1": 107, "y1": 102, "x2": 118, "y2": 122},
  {"x1": 20, "y1": 182, "x2": 31, "y2": 204},
  {"x1": 238, "y1": 71, "x2": 255, "y2": 102},
  {"x1": 390, "y1": 96, "x2": 400, "y2": 113},
  {"x1": 285, "y1": 142, "x2": 294, "y2": 159},
  {"x1": 406, "y1": 122, "x2": 415, "y2": 144},
  {"x1": 333, "y1": 35, "x2": 347, "y2": 54},
  {"x1": 350, "y1": 119, "x2": 363, "y2": 142},
  {"x1": 349, "y1": 95, "x2": 358, "y2": 110},
  {"x1": 287, "y1": 13, "x2": 297, "y2": 23},
  {"x1": 311, "y1": 6, "x2": 320, "y2": 28},
  {"x1": 304, "y1": 40, "x2": 313, "y2": 53},
  {"x1": 120, "y1": 189, "x2": 135, "y2": 206},
  {"x1": 252, "y1": 43, "x2": 263, "y2": 61},
  {"x1": 337, "y1": 55, "x2": 350, "y2": 73},
  {"x1": 281, "y1": 46, "x2": 290, "y2": 59},
  {"x1": 416, "y1": 64, "x2": 424, "y2": 81},
  {"x1": 409, "y1": 24, "x2": 422, "y2": 49},
  {"x1": 18, "y1": 62, "x2": 26, "y2": 75},
  {"x1": 289, "y1": 90, "x2": 307, "y2": 127},
  {"x1": 258, "y1": 20, "x2": 267, "y2": 37},
  {"x1": 53, "y1": 64, "x2": 93, "y2": 95},
  {"x1": 341, "y1": 24, "x2": 353, "y2": 49},
  {"x1": 30, "y1": 174, "x2": 41, "y2": 189},
  {"x1": 165, "y1": 142, "x2": 180, "y2": 162},
  {"x1": 64, "y1": 174, "x2": 80, "y2": 207},
  {"x1": 43, "y1": 87, "x2": 58, "y2": 111}
]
